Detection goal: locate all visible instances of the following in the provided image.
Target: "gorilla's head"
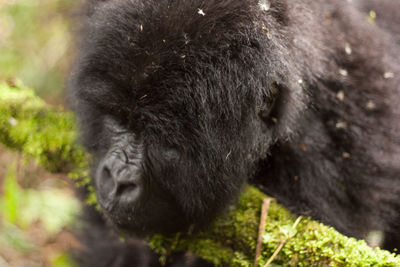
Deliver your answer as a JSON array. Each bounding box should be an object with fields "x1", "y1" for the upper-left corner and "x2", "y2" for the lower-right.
[{"x1": 69, "y1": 0, "x2": 295, "y2": 235}]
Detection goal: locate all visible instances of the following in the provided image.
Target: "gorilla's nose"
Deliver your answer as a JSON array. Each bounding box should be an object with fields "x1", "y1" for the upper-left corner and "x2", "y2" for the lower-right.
[{"x1": 97, "y1": 153, "x2": 143, "y2": 206}]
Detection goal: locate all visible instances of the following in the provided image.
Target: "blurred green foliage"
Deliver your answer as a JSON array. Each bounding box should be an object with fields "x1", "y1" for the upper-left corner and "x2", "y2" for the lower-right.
[
  {"x1": 0, "y1": 162, "x2": 80, "y2": 235},
  {"x1": 0, "y1": 0, "x2": 78, "y2": 265},
  {"x1": 0, "y1": 161, "x2": 80, "y2": 266},
  {"x1": 0, "y1": 0, "x2": 75, "y2": 101}
]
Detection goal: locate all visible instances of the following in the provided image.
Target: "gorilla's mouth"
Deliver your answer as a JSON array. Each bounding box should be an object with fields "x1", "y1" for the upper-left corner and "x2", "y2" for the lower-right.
[{"x1": 101, "y1": 196, "x2": 193, "y2": 236}]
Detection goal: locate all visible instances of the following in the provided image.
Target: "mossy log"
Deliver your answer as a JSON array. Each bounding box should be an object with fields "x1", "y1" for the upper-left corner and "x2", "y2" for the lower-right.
[{"x1": 1, "y1": 81, "x2": 399, "y2": 266}]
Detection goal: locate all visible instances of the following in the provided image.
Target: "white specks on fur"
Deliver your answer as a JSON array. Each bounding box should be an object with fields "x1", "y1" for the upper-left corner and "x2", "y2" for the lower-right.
[
  {"x1": 337, "y1": 91, "x2": 344, "y2": 101},
  {"x1": 198, "y1": 9, "x2": 205, "y2": 16},
  {"x1": 339, "y1": 69, "x2": 348, "y2": 76},
  {"x1": 298, "y1": 79, "x2": 303, "y2": 84},
  {"x1": 336, "y1": 121, "x2": 347, "y2": 129},
  {"x1": 345, "y1": 43, "x2": 352, "y2": 55},
  {"x1": 259, "y1": 0, "x2": 270, "y2": 11},
  {"x1": 184, "y1": 33, "x2": 190, "y2": 45},
  {"x1": 342, "y1": 152, "x2": 351, "y2": 158},
  {"x1": 383, "y1": 72, "x2": 394, "y2": 79},
  {"x1": 366, "y1": 100, "x2": 376, "y2": 110},
  {"x1": 261, "y1": 22, "x2": 271, "y2": 39},
  {"x1": 226, "y1": 150, "x2": 232, "y2": 160},
  {"x1": 140, "y1": 24, "x2": 143, "y2": 32}
]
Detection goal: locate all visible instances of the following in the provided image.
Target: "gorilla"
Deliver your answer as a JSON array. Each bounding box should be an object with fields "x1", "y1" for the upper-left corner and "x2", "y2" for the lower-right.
[{"x1": 68, "y1": 0, "x2": 400, "y2": 265}]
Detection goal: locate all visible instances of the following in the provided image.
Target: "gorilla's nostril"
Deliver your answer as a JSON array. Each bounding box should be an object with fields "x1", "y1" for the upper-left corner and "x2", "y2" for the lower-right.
[
  {"x1": 116, "y1": 183, "x2": 141, "y2": 203},
  {"x1": 116, "y1": 183, "x2": 137, "y2": 196}
]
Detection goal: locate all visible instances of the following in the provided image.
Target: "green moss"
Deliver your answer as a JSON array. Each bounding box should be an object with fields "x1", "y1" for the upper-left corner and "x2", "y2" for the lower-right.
[
  {"x1": 1, "y1": 81, "x2": 399, "y2": 266},
  {"x1": 148, "y1": 187, "x2": 400, "y2": 266},
  {"x1": 0, "y1": 81, "x2": 94, "y2": 202}
]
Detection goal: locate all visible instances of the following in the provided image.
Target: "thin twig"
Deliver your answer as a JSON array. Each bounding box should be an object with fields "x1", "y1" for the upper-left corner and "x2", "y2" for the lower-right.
[
  {"x1": 264, "y1": 216, "x2": 303, "y2": 267},
  {"x1": 254, "y1": 198, "x2": 274, "y2": 267}
]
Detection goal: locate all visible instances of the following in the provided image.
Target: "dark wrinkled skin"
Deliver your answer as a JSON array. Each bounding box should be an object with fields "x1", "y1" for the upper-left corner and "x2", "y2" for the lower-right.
[{"x1": 68, "y1": 0, "x2": 400, "y2": 266}]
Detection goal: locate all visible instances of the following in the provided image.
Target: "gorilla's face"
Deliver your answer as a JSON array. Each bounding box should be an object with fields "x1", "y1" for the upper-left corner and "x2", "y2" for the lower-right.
[
  {"x1": 70, "y1": 0, "x2": 281, "y2": 235},
  {"x1": 75, "y1": 74, "x2": 273, "y2": 235},
  {"x1": 91, "y1": 113, "x2": 258, "y2": 235}
]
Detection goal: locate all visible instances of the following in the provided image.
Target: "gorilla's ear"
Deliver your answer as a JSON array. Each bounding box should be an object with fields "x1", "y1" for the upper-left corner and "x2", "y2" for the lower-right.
[{"x1": 258, "y1": 82, "x2": 280, "y2": 123}]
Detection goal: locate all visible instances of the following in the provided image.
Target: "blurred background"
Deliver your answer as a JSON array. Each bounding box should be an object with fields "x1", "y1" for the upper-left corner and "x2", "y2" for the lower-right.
[{"x1": 0, "y1": 0, "x2": 80, "y2": 266}]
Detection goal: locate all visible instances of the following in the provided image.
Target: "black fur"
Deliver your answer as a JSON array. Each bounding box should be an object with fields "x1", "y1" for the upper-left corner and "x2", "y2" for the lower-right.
[{"x1": 68, "y1": 0, "x2": 400, "y2": 265}]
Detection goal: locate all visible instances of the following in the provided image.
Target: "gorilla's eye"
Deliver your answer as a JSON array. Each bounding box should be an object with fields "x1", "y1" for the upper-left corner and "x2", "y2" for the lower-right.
[{"x1": 259, "y1": 82, "x2": 280, "y2": 121}]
